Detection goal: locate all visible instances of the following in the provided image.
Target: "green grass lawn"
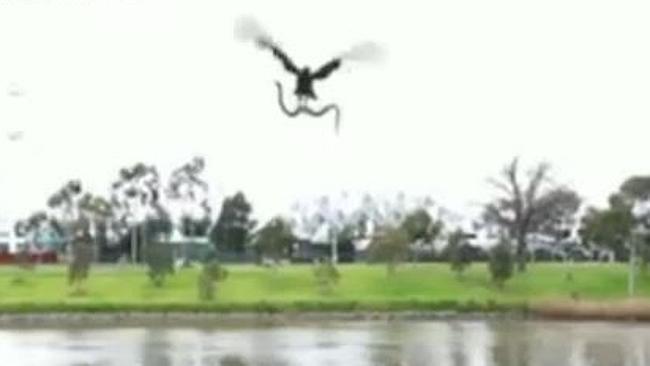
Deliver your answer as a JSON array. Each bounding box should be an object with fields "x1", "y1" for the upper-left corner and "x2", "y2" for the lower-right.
[{"x1": 0, "y1": 262, "x2": 647, "y2": 312}]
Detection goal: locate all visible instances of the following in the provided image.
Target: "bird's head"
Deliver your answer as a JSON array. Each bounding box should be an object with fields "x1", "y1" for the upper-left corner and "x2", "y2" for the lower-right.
[{"x1": 301, "y1": 66, "x2": 311, "y2": 75}]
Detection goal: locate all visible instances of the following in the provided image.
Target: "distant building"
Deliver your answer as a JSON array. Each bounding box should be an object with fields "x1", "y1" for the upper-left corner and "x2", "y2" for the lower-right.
[
  {"x1": 0, "y1": 218, "x2": 25, "y2": 253},
  {"x1": 291, "y1": 239, "x2": 331, "y2": 263},
  {"x1": 32, "y1": 228, "x2": 66, "y2": 252},
  {"x1": 166, "y1": 227, "x2": 213, "y2": 262}
]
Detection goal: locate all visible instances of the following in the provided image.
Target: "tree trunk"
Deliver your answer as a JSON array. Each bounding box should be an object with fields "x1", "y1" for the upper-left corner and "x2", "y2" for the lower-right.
[
  {"x1": 387, "y1": 260, "x2": 396, "y2": 276},
  {"x1": 497, "y1": 279, "x2": 505, "y2": 290},
  {"x1": 629, "y1": 239, "x2": 637, "y2": 297},
  {"x1": 516, "y1": 235, "x2": 527, "y2": 272},
  {"x1": 142, "y1": 223, "x2": 148, "y2": 264},
  {"x1": 130, "y1": 226, "x2": 137, "y2": 263},
  {"x1": 331, "y1": 236, "x2": 338, "y2": 265},
  {"x1": 455, "y1": 270, "x2": 464, "y2": 281}
]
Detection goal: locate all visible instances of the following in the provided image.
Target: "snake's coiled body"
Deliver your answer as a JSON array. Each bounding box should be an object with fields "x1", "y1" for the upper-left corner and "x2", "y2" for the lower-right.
[{"x1": 274, "y1": 81, "x2": 341, "y2": 135}]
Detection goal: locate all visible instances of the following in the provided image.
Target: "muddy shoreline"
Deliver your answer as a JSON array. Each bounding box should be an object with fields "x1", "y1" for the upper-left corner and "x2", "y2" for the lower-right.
[
  {"x1": 4, "y1": 299, "x2": 650, "y2": 327},
  {"x1": 0, "y1": 311, "x2": 530, "y2": 328}
]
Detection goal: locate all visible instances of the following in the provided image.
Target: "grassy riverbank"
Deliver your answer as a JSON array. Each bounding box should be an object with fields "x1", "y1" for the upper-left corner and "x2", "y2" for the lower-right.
[{"x1": 0, "y1": 263, "x2": 647, "y2": 314}]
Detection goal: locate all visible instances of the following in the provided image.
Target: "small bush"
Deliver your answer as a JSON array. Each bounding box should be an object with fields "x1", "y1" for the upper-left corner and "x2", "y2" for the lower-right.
[
  {"x1": 488, "y1": 239, "x2": 514, "y2": 289},
  {"x1": 145, "y1": 242, "x2": 174, "y2": 287},
  {"x1": 12, "y1": 248, "x2": 35, "y2": 285},
  {"x1": 368, "y1": 226, "x2": 410, "y2": 275},
  {"x1": 68, "y1": 239, "x2": 93, "y2": 296},
  {"x1": 198, "y1": 261, "x2": 229, "y2": 301},
  {"x1": 313, "y1": 260, "x2": 340, "y2": 295},
  {"x1": 447, "y1": 229, "x2": 472, "y2": 278}
]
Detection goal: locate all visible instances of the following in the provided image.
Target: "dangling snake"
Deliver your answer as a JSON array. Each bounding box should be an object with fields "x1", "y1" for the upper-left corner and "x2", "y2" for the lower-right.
[{"x1": 274, "y1": 81, "x2": 341, "y2": 135}]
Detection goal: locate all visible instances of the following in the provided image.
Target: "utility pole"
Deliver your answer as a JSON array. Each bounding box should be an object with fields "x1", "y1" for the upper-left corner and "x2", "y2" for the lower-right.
[
  {"x1": 629, "y1": 236, "x2": 636, "y2": 297},
  {"x1": 131, "y1": 226, "x2": 137, "y2": 263},
  {"x1": 330, "y1": 226, "x2": 338, "y2": 264},
  {"x1": 630, "y1": 201, "x2": 649, "y2": 297}
]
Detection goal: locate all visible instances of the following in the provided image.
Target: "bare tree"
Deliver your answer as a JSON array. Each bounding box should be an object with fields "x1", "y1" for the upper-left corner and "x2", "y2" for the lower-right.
[{"x1": 482, "y1": 157, "x2": 581, "y2": 271}]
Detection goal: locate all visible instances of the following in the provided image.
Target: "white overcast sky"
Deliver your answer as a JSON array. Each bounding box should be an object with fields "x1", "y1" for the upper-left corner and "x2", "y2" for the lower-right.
[{"x1": 0, "y1": 0, "x2": 649, "y2": 223}]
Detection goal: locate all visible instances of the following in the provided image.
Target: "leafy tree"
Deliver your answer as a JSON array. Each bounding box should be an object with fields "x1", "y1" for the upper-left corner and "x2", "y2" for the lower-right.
[
  {"x1": 536, "y1": 188, "x2": 582, "y2": 242},
  {"x1": 357, "y1": 192, "x2": 434, "y2": 229},
  {"x1": 14, "y1": 211, "x2": 60, "y2": 250},
  {"x1": 489, "y1": 238, "x2": 514, "y2": 289},
  {"x1": 77, "y1": 193, "x2": 115, "y2": 251},
  {"x1": 401, "y1": 208, "x2": 440, "y2": 242},
  {"x1": 580, "y1": 194, "x2": 634, "y2": 260},
  {"x1": 167, "y1": 157, "x2": 212, "y2": 261},
  {"x1": 144, "y1": 215, "x2": 174, "y2": 241},
  {"x1": 254, "y1": 217, "x2": 294, "y2": 261},
  {"x1": 580, "y1": 176, "x2": 650, "y2": 271},
  {"x1": 166, "y1": 157, "x2": 211, "y2": 222},
  {"x1": 313, "y1": 260, "x2": 340, "y2": 295},
  {"x1": 482, "y1": 157, "x2": 581, "y2": 271},
  {"x1": 197, "y1": 260, "x2": 229, "y2": 301},
  {"x1": 447, "y1": 229, "x2": 472, "y2": 278},
  {"x1": 620, "y1": 176, "x2": 650, "y2": 201},
  {"x1": 47, "y1": 180, "x2": 83, "y2": 215},
  {"x1": 43, "y1": 180, "x2": 116, "y2": 250},
  {"x1": 46, "y1": 182, "x2": 121, "y2": 263},
  {"x1": 111, "y1": 163, "x2": 165, "y2": 262},
  {"x1": 77, "y1": 193, "x2": 113, "y2": 225},
  {"x1": 179, "y1": 215, "x2": 212, "y2": 237},
  {"x1": 580, "y1": 176, "x2": 650, "y2": 262},
  {"x1": 619, "y1": 176, "x2": 650, "y2": 270},
  {"x1": 291, "y1": 194, "x2": 352, "y2": 264},
  {"x1": 47, "y1": 179, "x2": 84, "y2": 251},
  {"x1": 291, "y1": 193, "x2": 435, "y2": 264},
  {"x1": 368, "y1": 192, "x2": 409, "y2": 227},
  {"x1": 400, "y1": 207, "x2": 444, "y2": 261},
  {"x1": 210, "y1": 192, "x2": 256, "y2": 254},
  {"x1": 335, "y1": 224, "x2": 358, "y2": 262},
  {"x1": 368, "y1": 225, "x2": 410, "y2": 275}
]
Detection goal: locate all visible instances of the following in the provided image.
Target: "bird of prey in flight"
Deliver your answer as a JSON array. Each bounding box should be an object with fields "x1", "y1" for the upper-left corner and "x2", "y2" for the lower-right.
[
  {"x1": 235, "y1": 16, "x2": 384, "y2": 135},
  {"x1": 256, "y1": 37, "x2": 341, "y2": 108}
]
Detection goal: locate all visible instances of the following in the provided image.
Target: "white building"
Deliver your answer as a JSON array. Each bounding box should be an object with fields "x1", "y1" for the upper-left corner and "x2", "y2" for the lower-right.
[{"x1": 0, "y1": 218, "x2": 25, "y2": 253}]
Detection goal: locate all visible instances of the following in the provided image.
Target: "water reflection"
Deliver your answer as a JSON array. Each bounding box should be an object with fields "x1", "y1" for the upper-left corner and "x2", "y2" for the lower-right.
[
  {"x1": 140, "y1": 329, "x2": 173, "y2": 366},
  {"x1": 1, "y1": 321, "x2": 650, "y2": 365}
]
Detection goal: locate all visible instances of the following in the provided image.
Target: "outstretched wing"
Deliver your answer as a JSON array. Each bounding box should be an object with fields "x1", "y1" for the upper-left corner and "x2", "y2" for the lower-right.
[
  {"x1": 312, "y1": 58, "x2": 341, "y2": 80},
  {"x1": 268, "y1": 44, "x2": 299, "y2": 75}
]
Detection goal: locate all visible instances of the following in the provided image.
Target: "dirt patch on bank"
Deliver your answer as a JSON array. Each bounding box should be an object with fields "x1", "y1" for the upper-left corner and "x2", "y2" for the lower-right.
[{"x1": 532, "y1": 299, "x2": 650, "y2": 321}]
